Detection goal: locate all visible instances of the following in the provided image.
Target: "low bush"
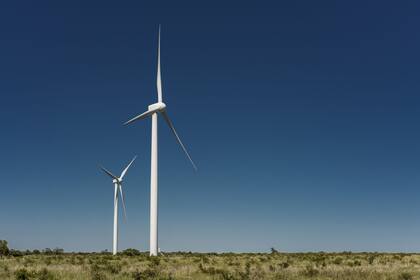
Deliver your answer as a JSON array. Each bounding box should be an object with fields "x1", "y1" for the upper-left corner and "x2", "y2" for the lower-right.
[
  {"x1": 303, "y1": 265, "x2": 319, "y2": 277},
  {"x1": 121, "y1": 248, "x2": 141, "y2": 256},
  {"x1": 14, "y1": 269, "x2": 33, "y2": 280},
  {"x1": 0, "y1": 240, "x2": 10, "y2": 256},
  {"x1": 280, "y1": 262, "x2": 289, "y2": 269},
  {"x1": 105, "y1": 262, "x2": 122, "y2": 274},
  {"x1": 37, "y1": 268, "x2": 55, "y2": 280},
  {"x1": 131, "y1": 270, "x2": 141, "y2": 280},
  {"x1": 90, "y1": 264, "x2": 107, "y2": 280},
  {"x1": 399, "y1": 272, "x2": 413, "y2": 280}
]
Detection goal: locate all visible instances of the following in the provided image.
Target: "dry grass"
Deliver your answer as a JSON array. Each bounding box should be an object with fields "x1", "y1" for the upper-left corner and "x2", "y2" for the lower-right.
[{"x1": 0, "y1": 252, "x2": 419, "y2": 279}]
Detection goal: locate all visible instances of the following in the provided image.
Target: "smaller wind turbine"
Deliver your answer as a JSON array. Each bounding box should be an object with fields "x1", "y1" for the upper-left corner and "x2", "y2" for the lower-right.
[{"x1": 99, "y1": 156, "x2": 137, "y2": 255}]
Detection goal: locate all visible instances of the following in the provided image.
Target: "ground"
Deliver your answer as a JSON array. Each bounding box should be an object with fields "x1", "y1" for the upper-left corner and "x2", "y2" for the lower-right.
[{"x1": 0, "y1": 252, "x2": 419, "y2": 280}]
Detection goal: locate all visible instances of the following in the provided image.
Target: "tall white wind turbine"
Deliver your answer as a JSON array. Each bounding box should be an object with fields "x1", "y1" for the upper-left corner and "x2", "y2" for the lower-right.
[
  {"x1": 100, "y1": 156, "x2": 137, "y2": 255},
  {"x1": 124, "y1": 26, "x2": 197, "y2": 256}
]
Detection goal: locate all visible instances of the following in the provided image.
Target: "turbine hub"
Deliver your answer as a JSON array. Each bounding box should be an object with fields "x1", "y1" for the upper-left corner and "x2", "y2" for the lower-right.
[{"x1": 148, "y1": 102, "x2": 166, "y2": 113}]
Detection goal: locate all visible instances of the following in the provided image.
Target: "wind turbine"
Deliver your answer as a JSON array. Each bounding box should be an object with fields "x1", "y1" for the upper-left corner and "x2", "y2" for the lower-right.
[
  {"x1": 99, "y1": 156, "x2": 137, "y2": 255},
  {"x1": 124, "y1": 26, "x2": 197, "y2": 256}
]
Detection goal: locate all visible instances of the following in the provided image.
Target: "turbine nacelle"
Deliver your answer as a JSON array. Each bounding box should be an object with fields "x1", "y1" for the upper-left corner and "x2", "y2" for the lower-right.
[
  {"x1": 113, "y1": 178, "x2": 122, "y2": 184},
  {"x1": 148, "y1": 102, "x2": 166, "y2": 113}
]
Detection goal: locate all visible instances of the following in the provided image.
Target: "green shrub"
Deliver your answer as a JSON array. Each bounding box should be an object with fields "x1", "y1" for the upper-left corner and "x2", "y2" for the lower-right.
[
  {"x1": 14, "y1": 268, "x2": 33, "y2": 280},
  {"x1": 95, "y1": 257, "x2": 109, "y2": 266},
  {"x1": 220, "y1": 270, "x2": 236, "y2": 280},
  {"x1": 399, "y1": 272, "x2": 413, "y2": 280},
  {"x1": 37, "y1": 268, "x2": 55, "y2": 280},
  {"x1": 280, "y1": 262, "x2": 289, "y2": 269},
  {"x1": 131, "y1": 270, "x2": 141, "y2": 280},
  {"x1": 44, "y1": 257, "x2": 52, "y2": 266},
  {"x1": 333, "y1": 257, "x2": 343, "y2": 265},
  {"x1": 149, "y1": 256, "x2": 160, "y2": 267},
  {"x1": 121, "y1": 248, "x2": 141, "y2": 256},
  {"x1": 199, "y1": 263, "x2": 217, "y2": 275},
  {"x1": 303, "y1": 265, "x2": 319, "y2": 277},
  {"x1": 23, "y1": 257, "x2": 35, "y2": 267},
  {"x1": 106, "y1": 262, "x2": 122, "y2": 274},
  {"x1": 0, "y1": 240, "x2": 10, "y2": 256},
  {"x1": 3, "y1": 263, "x2": 10, "y2": 273},
  {"x1": 90, "y1": 264, "x2": 107, "y2": 280},
  {"x1": 238, "y1": 262, "x2": 251, "y2": 280},
  {"x1": 140, "y1": 268, "x2": 159, "y2": 278},
  {"x1": 353, "y1": 260, "x2": 362, "y2": 266}
]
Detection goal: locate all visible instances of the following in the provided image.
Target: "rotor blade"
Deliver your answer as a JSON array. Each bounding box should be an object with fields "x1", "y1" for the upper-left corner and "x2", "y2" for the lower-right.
[
  {"x1": 120, "y1": 155, "x2": 137, "y2": 180},
  {"x1": 118, "y1": 185, "x2": 127, "y2": 222},
  {"x1": 161, "y1": 111, "x2": 197, "y2": 171},
  {"x1": 157, "y1": 25, "x2": 163, "y2": 103},
  {"x1": 124, "y1": 110, "x2": 153, "y2": 125},
  {"x1": 99, "y1": 166, "x2": 119, "y2": 180}
]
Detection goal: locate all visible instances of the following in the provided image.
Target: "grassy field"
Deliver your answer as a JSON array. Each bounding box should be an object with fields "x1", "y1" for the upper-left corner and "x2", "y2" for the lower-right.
[{"x1": 0, "y1": 252, "x2": 419, "y2": 280}]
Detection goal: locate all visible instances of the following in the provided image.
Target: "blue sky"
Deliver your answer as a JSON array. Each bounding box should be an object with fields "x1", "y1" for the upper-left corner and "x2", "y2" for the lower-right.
[{"x1": 0, "y1": 1, "x2": 420, "y2": 252}]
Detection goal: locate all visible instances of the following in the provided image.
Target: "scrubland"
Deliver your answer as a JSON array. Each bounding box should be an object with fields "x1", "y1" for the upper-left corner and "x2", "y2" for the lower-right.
[{"x1": 0, "y1": 251, "x2": 419, "y2": 280}]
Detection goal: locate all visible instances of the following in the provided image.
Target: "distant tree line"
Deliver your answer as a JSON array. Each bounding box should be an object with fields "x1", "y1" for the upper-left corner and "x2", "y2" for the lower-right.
[
  {"x1": 0, "y1": 239, "x2": 66, "y2": 257},
  {"x1": 0, "y1": 239, "x2": 150, "y2": 257}
]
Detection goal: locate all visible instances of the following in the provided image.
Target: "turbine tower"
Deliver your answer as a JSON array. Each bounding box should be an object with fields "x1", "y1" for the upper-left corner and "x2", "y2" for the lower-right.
[
  {"x1": 124, "y1": 26, "x2": 197, "y2": 256},
  {"x1": 100, "y1": 156, "x2": 137, "y2": 255}
]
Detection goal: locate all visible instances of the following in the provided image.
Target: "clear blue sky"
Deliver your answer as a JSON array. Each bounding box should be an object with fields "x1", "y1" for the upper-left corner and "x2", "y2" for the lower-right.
[{"x1": 1, "y1": 1, "x2": 419, "y2": 253}]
